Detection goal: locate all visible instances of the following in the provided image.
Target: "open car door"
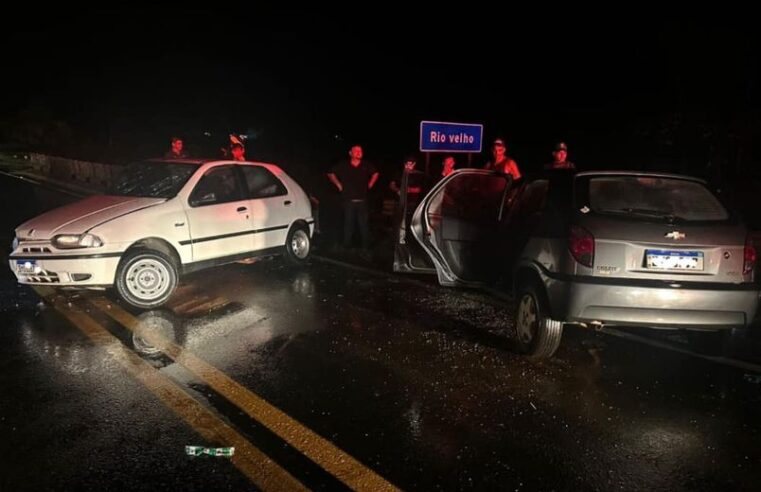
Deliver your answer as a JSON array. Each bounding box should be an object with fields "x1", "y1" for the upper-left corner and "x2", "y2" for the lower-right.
[
  {"x1": 393, "y1": 169, "x2": 436, "y2": 273},
  {"x1": 409, "y1": 169, "x2": 514, "y2": 287}
]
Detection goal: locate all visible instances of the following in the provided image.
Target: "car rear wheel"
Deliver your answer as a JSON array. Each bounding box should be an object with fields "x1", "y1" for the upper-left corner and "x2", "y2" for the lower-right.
[
  {"x1": 115, "y1": 249, "x2": 178, "y2": 310},
  {"x1": 515, "y1": 283, "x2": 563, "y2": 359}
]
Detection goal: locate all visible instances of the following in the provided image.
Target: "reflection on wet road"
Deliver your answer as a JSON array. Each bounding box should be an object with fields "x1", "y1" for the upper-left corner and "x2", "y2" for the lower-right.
[{"x1": 1, "y1": 256, "x2": 759, "y2": 491}]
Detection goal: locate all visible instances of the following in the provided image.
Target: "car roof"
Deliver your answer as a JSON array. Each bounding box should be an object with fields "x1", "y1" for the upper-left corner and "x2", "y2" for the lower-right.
[
  {"x1": 142, "y1": 158, "x2": 279, "y2": 168},
  {"x1": 575, "y1": 170, "x2": 706, "y2": 184},
  {"x1": 143, "y1": 158, "x2": 206, "y2": 165}
]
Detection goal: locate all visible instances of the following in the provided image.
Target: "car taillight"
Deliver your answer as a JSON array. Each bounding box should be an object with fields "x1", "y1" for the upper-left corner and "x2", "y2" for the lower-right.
[
  {"x1": 569, "y1": 225, "x2": 594, "y2": 267},
  {"x1": 744, "y1": 235, "x2": 757, "y2": 275}
]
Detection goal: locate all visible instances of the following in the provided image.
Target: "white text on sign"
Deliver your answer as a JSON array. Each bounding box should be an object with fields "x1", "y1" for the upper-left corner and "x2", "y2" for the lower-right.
[{"x1": 429, "y1": 131, "x2": 475, "y2": 144}]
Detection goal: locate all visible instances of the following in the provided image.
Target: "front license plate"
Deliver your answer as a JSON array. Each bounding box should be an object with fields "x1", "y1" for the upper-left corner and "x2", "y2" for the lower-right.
[{"x1": 16, "y1": 260, "x2": 38, "y2": 275}]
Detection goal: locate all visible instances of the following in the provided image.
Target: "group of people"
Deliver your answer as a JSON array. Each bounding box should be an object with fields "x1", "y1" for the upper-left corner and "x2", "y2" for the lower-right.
[
  {"x1": 483, "y1": 138, "x2": 575, "y2": 179},
  {"x1": 326, "y1": 139, "x2": 576, "y2": 253},
  {"x1": 161, "y1": 134, "x2": 576, "y2": 257},
  {"x1": 163, "y1": 135, "x2": 247, "y2": 161}
]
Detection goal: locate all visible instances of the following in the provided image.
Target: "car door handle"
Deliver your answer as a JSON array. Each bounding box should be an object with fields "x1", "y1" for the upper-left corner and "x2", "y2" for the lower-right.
[
  {"x1": 284, "y1": 200, "x2": 292, "y2": 206},
  {"x1": 237, "y1": 206, "x2": 248, "y2": 212}
]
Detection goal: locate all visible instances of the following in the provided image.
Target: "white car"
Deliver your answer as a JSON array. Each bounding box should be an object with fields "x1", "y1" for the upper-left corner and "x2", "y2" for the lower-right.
[{"x1": 9, "y1": 159, "x2": 315, "y2": 309}]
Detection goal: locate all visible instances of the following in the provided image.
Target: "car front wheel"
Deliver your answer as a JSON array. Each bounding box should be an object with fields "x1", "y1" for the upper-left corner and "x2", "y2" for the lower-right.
[
  {"x1": 514, "y1": 283, "x2": 564, "y2": 359},
  {"x1": 115, "y1": 249, "x2": 178, "y2": 310},
  {"x1": 284, "y1": 225, "x2": 311, "y2": 265}
]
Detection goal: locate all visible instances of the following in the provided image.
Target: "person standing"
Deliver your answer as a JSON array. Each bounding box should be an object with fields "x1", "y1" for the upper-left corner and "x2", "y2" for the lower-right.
[{"x1": 327, "y1": 145, "x2": 379, "y2": 250}]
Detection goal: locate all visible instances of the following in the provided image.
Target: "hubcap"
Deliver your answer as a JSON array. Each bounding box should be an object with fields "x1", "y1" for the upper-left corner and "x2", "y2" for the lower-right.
[
  {"x1": 125, "y1": 258, "x2": 171, "y2": 301},
  {"x1": 291, "y1": 230, "x2": 310, "y2": 259},
  {"x1": 517, "y1": 294, "x2": 538, "y2": 344}
]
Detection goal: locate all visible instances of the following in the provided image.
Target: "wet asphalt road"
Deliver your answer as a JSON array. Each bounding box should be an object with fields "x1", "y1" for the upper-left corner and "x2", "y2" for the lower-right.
[{"x1": 1, "y1": 173, "x2": 761, "y2": 491}]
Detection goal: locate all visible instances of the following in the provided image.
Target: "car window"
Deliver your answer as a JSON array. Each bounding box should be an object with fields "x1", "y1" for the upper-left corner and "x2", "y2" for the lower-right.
[
  {"x1": 189, "y1": 166, "x2": 244, "y2": 207},
  {"x1": 515, "y1": 180, "x2": 549, "y2": 217},
  {"x1": 585, "y1": 176, "x2": 728, "y2": 222},
  {"x1": 429, "y1": 173, "x2": 509, "y2": 222},
  {"x1": 240, "y1": 166, "x2": 288, "y2": 199}
]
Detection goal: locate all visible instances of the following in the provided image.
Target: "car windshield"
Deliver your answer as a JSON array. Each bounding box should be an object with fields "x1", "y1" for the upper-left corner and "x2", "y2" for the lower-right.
[
  {"x1": 110, "y1": 161, "x2": 198, "y2": 198},
  {"x1": 585, "y1": 176, "x2": 729, "y2": 222}
]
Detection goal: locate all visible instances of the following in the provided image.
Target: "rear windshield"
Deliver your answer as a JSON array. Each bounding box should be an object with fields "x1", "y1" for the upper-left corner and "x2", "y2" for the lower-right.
[{"x1": 583, "y1": 176, "x2": 729, "y2": 222}]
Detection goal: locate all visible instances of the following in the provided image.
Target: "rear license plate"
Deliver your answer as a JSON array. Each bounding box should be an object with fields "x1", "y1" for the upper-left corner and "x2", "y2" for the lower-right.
[
  {"x1": 645, "y1": 250, "x2": 704, "y2": 271},
  {"x1": 16, "y1": 260, "x2": 38, "y2": 275}
]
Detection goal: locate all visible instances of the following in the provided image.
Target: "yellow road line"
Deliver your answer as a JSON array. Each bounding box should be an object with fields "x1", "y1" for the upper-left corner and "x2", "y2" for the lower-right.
[
  {"x1": 88, "y1": 296, "x2": 399, "y2": 492},
  {"x1": 44, "y1": 293, "x2": 307, "y2": 492},
  {"x1": 183, "y1": 298, "x2": 231, "y2": 316},
  {"x1": 171, "y1": 297, "x2": 213, "y2": 314}
]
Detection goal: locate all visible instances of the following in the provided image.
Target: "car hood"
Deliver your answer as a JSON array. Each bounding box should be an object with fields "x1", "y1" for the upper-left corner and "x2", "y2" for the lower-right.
[{"x1": 15, "y1": 195, "x2": 166, "y2": 240}]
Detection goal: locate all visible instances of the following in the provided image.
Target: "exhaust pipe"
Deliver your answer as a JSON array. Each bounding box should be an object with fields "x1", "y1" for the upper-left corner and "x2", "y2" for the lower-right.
[{"x1": 576, "y1": 321, "x2": 605, "y2": 331}]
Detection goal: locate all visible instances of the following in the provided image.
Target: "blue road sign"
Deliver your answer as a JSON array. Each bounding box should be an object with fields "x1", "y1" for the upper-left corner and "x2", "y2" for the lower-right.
[{"x1": 420, "y1": 121, "x2": 483, "y2": 153}]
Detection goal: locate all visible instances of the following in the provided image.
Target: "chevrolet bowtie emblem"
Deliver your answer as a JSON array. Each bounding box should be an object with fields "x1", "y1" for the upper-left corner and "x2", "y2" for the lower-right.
[{"x1": 665, "y1": 231, "x2": 685, "y2": 240}]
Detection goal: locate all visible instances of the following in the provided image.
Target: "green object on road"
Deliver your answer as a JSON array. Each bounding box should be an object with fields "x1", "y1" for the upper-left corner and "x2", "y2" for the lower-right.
[{"x1": 185, "y1": 445, "x2": 235, "y2": 457}]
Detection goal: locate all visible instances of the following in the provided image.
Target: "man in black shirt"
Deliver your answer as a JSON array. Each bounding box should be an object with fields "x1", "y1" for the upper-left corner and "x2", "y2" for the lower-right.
[
  {"x1": 327, "y1": 145, "x2": 379, "y2": 250},
  {"x1": 544, "y1": 141, "x2": 576, "y2": 170}
]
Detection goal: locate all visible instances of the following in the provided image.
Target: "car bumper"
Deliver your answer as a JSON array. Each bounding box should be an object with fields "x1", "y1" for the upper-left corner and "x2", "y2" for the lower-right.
[
  {"x1": 8, "y1": 254, "x2": 121, "y2": 287},
  {"x1": 546, "y1": 276, "x2": 760, "y2": 329}
]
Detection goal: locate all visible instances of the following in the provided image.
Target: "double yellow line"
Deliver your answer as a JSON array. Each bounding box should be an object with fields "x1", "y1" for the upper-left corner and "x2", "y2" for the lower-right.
[{"x1": 38, "y1": 288, "x2": 398, "y2": 492}]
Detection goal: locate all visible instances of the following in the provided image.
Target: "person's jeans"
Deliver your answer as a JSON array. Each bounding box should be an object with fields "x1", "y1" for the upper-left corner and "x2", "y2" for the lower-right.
[{"x1": 343, "y1": 200, "x2": 369, "y2": 249}]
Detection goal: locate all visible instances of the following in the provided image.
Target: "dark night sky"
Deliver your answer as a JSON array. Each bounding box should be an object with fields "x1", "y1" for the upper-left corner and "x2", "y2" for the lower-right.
[{"x1": 2, "y1": 6, "x2": 759, "y2": 177}]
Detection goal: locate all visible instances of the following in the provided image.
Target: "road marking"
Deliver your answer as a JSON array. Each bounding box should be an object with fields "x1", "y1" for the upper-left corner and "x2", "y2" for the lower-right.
[
  {"x1": 87, "y1": 296, "x2": 400, "y2": 492},
  {"x1": 41, "y1": 291, "x2": 307, "y2": 491}
]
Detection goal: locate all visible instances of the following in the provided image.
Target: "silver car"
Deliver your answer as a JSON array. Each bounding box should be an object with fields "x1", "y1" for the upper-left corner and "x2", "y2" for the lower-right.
[{"x1": 395, "y1": 169, "x2": 759, "y2": 358}]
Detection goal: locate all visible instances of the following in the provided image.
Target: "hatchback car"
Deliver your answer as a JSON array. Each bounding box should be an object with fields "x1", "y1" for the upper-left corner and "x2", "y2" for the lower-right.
[
  {"x1": 395, "y1": 169, "x2": 759, "y2": 358},
  {"x1": 9, "y1": 159, "x2": 314, "y2": 309}
]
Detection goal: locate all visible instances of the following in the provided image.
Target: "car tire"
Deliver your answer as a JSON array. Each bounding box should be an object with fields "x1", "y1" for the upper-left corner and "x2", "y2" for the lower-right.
[
  {"x1": 115, "y1": 249, "x2": 178, "y2": 310},
  {"x1": 514, "y1": 283, "x2": 564, "y2": 359},
  {"x1": 284, "y1": 224, "x2": 311, "y2": 265}
]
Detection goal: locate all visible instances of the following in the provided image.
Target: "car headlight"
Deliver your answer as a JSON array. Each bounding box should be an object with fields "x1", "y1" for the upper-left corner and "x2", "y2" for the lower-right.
[{"x1": 53, "y1": 234, "x2": 103, "y2": 249}]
